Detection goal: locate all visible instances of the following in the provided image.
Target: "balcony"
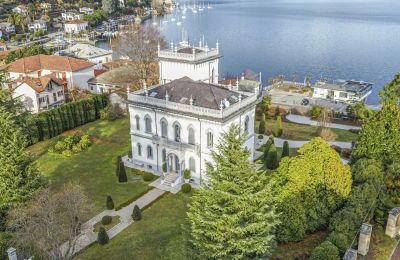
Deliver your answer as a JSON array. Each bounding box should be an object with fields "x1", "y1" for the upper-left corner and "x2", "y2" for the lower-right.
[{"x1": 152, "y1": 135, "x2": 200, "y2": 153}]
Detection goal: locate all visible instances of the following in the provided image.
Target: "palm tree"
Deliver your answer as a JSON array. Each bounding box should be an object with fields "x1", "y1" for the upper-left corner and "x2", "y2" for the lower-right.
[
  {"x1": 291, "y1": 74, "x2": 298, "y2": 87},
  {"x1": 305, "y1": 75, "x2": 312, "y2": 86}
]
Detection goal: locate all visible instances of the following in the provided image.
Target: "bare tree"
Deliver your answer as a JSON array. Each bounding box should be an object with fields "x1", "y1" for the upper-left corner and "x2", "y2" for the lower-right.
[
  {"x1": 317, "y1": 108, "x2": 335, "y2": 141},
  {"x1": 244, "y1": 69, "x2": 258, "y2": 81},
  {"x1": 113, "y1": 25, "x2": 166, "y2": 86},
  {"x1": 7, "y1": 183, "x2": 93, "y2": 260}
]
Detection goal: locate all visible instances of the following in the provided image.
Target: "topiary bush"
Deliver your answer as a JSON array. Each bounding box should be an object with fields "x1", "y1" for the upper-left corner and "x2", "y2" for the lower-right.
[
  {"x1": 274, "y1": 115, "x2": 283, "y2": 137},
  {"x1": 184, "y1": 169, "x2": 191, "y2": 180},
  {"x1": 181, "y1": 183, "x2": 192, "y2": 193},
  {"x1": 106, "y1": 195, "x2": 114, "y2": 210},
  {"x1": 259, "y1": 113, "x2": 266, "y2": 134},
  {"x1": 162, "y1": 162, "x2": 167, "y2": 173},
  {"x1": 97, "y1": 227, "x2": 109, "y2": 245},
  {"x1": 101, "y1": 215, "x2": 112, "y2": 225},
  {"x1": 281, "y1": 140, "x2": 290, "y2": 158},
  {"x1": 118, "y1": 160, "x2": 128, "y2": 183},
  {"x1": 131, "y1": 205, "x2": 142, "y2": 221},
  {"x1": 265, "y1": 144, "x2": 279, "y2": 170},
  {"x1": 143, "y1": 172, "x2": 154, "y2": 182}
]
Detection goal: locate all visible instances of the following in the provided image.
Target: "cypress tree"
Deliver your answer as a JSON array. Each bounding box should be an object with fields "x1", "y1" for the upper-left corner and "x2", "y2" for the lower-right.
[
  {"x1": 97, "y1": 227, "x2": 109, "y2": 245},
  {"x1": 265, "y1": 144, "x2": 279, "y2": 170},
  {"x1": 274, "y1": 115, "x2": 283, "y2": 137},
  {"x1": 263, "y1": 135, "x2": 274, "y2": 164},
  {"x1": 106, "y1": 195, "x2": 114, "y2": 210},
  {"x1": 259, "y1": 113, "x2": 266, "y2": 134},
  {"x1": 118, "y1": 160, "x2": 128, "y2": 183},
  {"x1": 115, "y1": 156, "x2": 121, "y2": 176},
  {"x1": 187, "y1": 125, "x2": 279, "y2": 259},
  {"x1": 281, "y1": 141, "x2": 290, "y2": 158},
  {"x1": 131, "y1": 205, "x2": 142, "y2": 221}
]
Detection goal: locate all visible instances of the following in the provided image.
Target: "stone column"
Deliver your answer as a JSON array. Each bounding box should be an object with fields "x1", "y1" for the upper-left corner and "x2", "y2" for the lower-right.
[
  {"x1": 7, "y1": 248, "x2": 17, "y2": 260},
  {"x1": 385, "y1": 208, "x2": 400, "y2": 238},
  {"x1": 358, "y1": 223, "x2": 372, "y2": 256}
]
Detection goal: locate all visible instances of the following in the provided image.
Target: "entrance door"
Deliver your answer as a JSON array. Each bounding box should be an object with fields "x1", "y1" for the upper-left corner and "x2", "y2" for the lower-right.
[{"x1": 168, "y1": 154, "x2": 180, "y2": 173}]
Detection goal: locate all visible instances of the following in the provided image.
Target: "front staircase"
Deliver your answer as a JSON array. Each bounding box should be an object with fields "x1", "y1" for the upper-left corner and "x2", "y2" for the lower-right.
[{"x1": 162, "y1": 172, "x2": 179, "y2": 187}]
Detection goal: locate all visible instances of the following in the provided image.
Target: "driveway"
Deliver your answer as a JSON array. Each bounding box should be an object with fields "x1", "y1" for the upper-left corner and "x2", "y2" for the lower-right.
[{"x1": 286, "y1": 114, "x2": 361, "y2": 130}]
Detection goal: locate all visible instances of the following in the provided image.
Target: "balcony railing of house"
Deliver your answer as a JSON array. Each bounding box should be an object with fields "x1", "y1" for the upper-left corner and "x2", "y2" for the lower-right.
[
  {"x1": 152, "y1": 135, "x2": 200, "y2": 153},
  {"x1": 128, "y1": 93, "x2": 257, "y2": 120},
  {"x1": 158, "y1": 48, "x2": 219, "y2": 62}
]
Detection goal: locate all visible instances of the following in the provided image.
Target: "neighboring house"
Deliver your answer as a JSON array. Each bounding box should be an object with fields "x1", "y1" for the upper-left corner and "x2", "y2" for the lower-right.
[
  {"x1": 220, "y1": 75, "x2": 262, "y2": 93},
  {"x1": 1, "y1": 54, "x2": 96, "y2": 91},
  {"x1": 128, "y1": 77, "x2": 257, "y2": 186},
  {"x1": 12, "y1": 76, "x2": 65, "y2": 113},
  {"x1": 313, "y1": 80, "x2": 373, "y2": 103},
  {"x1": 12, "y1": 5, "x2": 28, "y2": 17},
  {"x1": 64, "y1": 20, "x2": 88, "y2": 34},
  {"x1": 61, "y1": 12, "x2": 84, "y2": 21},
  {"x1": 28, "y1": 20, "x2": 48, "y2": 32},
  {"x1": 57, "y1": 43, "x2": 112, "y2": 68},
  {"x1": 79, "y1": 7, "x2": 94, "y2": 15},
  {"x1": 88, "y1": 66, "x2": 138, "y2": 93},
  {"x1": 158, "y1": 40, "x2": 220, "y2": 84},
  {"x1": 0, "y1": 22, "x2": 16, "y2": 34}
]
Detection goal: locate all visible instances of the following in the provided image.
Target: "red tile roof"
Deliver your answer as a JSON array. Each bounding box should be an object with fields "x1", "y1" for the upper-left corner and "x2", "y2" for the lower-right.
[
  {"x1": 65, "y1": 19, "x2": 88, "y2": 25},
  {"x1": 15, "y1": 75, "x2": 64, "y2": 93},
  {"x1": 1, "y1": 54, "x2": 95, "y2": 73}
]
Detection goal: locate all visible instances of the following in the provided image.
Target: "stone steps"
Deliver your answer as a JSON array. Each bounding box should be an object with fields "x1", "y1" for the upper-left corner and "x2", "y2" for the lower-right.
[{"x1": 163, "y1": 173, "x2": 179, "y2": 186}]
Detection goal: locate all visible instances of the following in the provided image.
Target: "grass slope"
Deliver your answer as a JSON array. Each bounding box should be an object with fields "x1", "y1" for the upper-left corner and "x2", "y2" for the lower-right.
[
  {"x1": 75, "y1": 192, "x2": 192, "y2": 260},
  {"x1": 28, "y1": 117, "x2": 152, "y2": 213}
]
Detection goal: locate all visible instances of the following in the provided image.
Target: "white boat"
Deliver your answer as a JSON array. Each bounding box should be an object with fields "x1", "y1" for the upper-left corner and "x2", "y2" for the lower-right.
[
  {"x1": 162, "y1": 20, "x2": 168, "y2": 24},
  {"x1": 182, "y1": 15, "x2": 186, "y2": 19},
  {"x1": 177, "y1": 21, "x2": 182, "y2": 26},
  {"x1": 171, "y1": 17, "x2": 176, "y2": 22},
  {"x1": 207, "y1": 3, "x2": 212, "y2": 9}
]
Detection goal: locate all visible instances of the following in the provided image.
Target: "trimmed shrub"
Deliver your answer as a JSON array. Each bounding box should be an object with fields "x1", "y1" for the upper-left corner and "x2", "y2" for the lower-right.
[
  {"x1": 184, "y1": 169, "x2": 191, "y2": 180},
  {"x1": 274, "y1": 115, "x2": 283, "y2": 137},
  {"x1": 118, "y1": 160, "x2": 128, "y2": 183},
  {"x1": 143, "y1": 172, "x2": 154, "y2": 182},
  {"x1": 132, "y1": 205, "x2": 142, "y2": 221},
  {"x1": 106, "y1": 196, "x2": 114, "y2": 210},
  {"x1": 259, "y1": 113, "x2": 266, "y2": 134},
  {"x1": 310, "y1": 241, "x2": 340, "y2": 260},
  {"x1": 162, "y1": 162, "x2": 167, "y2": 173},
  {"x1": 265, "y1": 144, "x2": 279, "y2": 170},
  {"x1": 263, "y1": 135, "x2": 275, "y2": 163},
  {"x1": 97, "y1": 227, "x2": 109, "y2": 245},
  {"x1": 101, "y1": 215, "x2": 112, "y2": 225},
  {"x1": 281, "y1": 140, "x2": 290, "y2": 158},
  {"x1": 181, "y1": 183, "x2": 192, "y2": 193},
  {"x1": 258, "y1": 134, "x2": 264, "y2": 139}
]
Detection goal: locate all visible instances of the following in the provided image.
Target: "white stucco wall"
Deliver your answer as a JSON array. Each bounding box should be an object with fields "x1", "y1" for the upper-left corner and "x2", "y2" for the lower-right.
[
  {"x1": 13, "y1": 83, "x2": 39, "y2": 113},
  {"x1": 159, "y1": 58, "x2": 219, "y2": 84}
]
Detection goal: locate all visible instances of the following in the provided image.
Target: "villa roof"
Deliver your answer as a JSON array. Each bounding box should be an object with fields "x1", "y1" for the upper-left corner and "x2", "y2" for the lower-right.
[
  {"x1": 15, "y1": 75, "x2": 64, "y2": 93},
  {"x1": 140, "y1": 77, "x2": 247, "y2": 110},
  {"x1": 1, "y1": 54, "x2": 95, "y2": 73},
  {"x1": 65, "y1": 19, "x2": 87, "y2": 25},
  {"x1": 88, "y1": 66, "x2": 138, "y2": 86},
  {"x1": 64, "y1": 43, "x2": 112, "y2": 59},
  {"x1": 315, "y1": 80, "x2": 373, "y2": 94}
]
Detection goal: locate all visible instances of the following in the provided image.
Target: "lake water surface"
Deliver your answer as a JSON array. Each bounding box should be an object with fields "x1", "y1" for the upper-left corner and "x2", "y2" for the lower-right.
[{"x1": 147, "y1": 0, "x2": 400, "y2": 104}]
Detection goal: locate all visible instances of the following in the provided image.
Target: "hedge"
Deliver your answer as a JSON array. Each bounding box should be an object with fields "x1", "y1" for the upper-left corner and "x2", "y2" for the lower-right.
[{"x1": 26, "y1": 94, "x2": 108, "y2": 146}]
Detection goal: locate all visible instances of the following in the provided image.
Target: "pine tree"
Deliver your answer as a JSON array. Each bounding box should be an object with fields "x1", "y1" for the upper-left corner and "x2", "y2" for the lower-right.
[
  {"x1": 259, "y1": 113, "x2": 266, "y2": 134},
  {"x1": 281, "y1": 140, "x2": 290, "y2": 158},
  {"x1": 131, "y1": 205, "x2": 141, "y2": 221},
  {"x1": 118, "y1": 160, "x2": 128, "y2": 183},
  {"x1": 106, "y1": 195, "x2": 114, "y2": 210},
  {"x1": 187, "y1": 125, "x2": 279, "y2": 259},
  {"x1": 0, "y1": 107, "x2": 45, "y2": 209},
  {"x1": 266, "y1": 144, "x2": 279, "y2": 170},
  {"x1": 97, "y1": 227, "x2": 109, "y2": 245},
  {"x1": 274, "y1": 115, "x2": 283, "y2": 137}
]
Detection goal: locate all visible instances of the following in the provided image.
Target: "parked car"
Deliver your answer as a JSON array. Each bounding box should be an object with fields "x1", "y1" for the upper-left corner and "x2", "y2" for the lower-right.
[{"x1": 301, "y1": 98, "x2": 310, "y2": 106}]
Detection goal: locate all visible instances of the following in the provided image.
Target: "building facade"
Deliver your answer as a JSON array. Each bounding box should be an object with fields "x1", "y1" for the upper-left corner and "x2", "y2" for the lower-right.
[
  {"x1": 64, "y1": 20, "x2": 88, "y2": 34},
  {"x1": 128, "y1": 77, "x2": 257, "y2": 186},
  {"x1": 12, "y1": 76, "x2": 65, "y2": 113},
  {"x1": 61, "y1": 12, "x2": 84, "y2": 21},
  {"x1": 28, "y1": 20, "x2": 47, "y2": 32},
  {"x1": 313, "y1": 80, "x2": 373, "y2": 103},
  {"x1": 158, "y1": 41, "x2": 220, "y2": 84}
]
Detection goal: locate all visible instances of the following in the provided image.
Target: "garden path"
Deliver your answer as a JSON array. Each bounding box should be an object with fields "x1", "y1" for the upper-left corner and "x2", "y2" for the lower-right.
[{"x1": 286, "y1": 114, "x2": 361, "y2": 130}]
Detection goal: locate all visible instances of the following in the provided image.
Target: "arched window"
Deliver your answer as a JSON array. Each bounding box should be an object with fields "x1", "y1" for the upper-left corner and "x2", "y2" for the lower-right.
[
  {"x1": 147, "y1": 145, "x2": 153, "y2": 159},
  {"x1": 173, "y1": 122, "x2": 181, "y2": 142},
  {"x1": 188, "y1": 127, "x2": 195, "y2": 145},
  {"x1": 137, "y1": 143, "x2": 142, "y2": 156},
  {"x1": 135, "y1": 115, "x2": 140, "y2": 131},
  {"x1": 161, "y1": 119, "x2": 168, "y2": 138},
  {"x1": 207, "y1": 131, "x2": 213, "y2": 148},
  {"x1": 162, "y1": 149, "x2": 166, "y2": 162},
  {"x1": 189, "y1": 157, "x2": 196, "y2": 173},
  {"x1": 244, "y1": 115, "x2": 250, "y2": 134},
  {"x1": 145, "y1": 115, "x2": 152, "y2": 133}
]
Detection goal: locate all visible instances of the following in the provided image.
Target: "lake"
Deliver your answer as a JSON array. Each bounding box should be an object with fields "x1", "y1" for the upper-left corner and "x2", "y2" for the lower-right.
[{"x1": 140, "y1": 0, "x2": 400, "y2": 104}]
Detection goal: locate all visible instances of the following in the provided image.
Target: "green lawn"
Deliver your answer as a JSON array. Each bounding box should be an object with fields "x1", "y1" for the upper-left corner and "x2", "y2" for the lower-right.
[
  {"x1": 75, "y1": 192, "x2": 192, "y2": 260},
  {"x1": 256, "y1": 119, "x2": 358, "y2": 142},
  {"x1": 28, "y1": 117, "x2": 153, "y2": 213},
  {"x1": 369, "y1": 226, "x2": 398, "y2": 260}
]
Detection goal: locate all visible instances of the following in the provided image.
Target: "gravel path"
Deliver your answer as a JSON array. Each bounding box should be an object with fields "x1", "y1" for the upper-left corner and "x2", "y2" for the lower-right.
[{"x1": 286, "y1": 114, "x2": 361, "y2": 130}]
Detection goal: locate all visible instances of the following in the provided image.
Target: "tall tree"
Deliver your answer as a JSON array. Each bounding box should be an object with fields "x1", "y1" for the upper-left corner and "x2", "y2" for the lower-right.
[
  {"x1": 269, "y1": 138, "x2": 352, "y2": 242},
  {"x1": 187, "y1": 125, "x2": 279, "y2": 259},
  {"x1": 265, "y1": 143, "x2": 279, "y2": 170},
  {"x1": 102, "y1": 0, "x2": 118, "y2": 14},
  {"x1": 379, "y1": 73, "x2": 400, "y2": 106},
  {"x1": 281, "y1": 140, "x2": 290, "y2": 158}
]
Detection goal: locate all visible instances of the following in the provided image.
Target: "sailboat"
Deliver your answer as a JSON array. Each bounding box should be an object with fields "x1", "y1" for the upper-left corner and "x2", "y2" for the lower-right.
[
  {"x1": 207, "y1": 3, "x2": 212, "y2": 9},
  {"x1": 192, "y1": 3, "x2": 198, "y2": 13}
]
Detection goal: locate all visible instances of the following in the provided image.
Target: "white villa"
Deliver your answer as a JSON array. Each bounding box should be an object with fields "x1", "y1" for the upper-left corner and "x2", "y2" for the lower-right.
[
  {"x1": 128, "y1": 77, "x2": 258, "y2": 187},
  {"x1": 64, "y1": 20, "x2": 88, "y2": 34},
  {"x1": 158, "y1": 40, "x2": 220, "y2": 84},
  {"x1": 12, "y1": 76, "x2": 65, "y2": 113},
  {"x1": 57, "y1": 43, "x2": 113, "y2": 69},
  {"x1": 28, "y1": 20, "x2": 47, "y2": 32},
  {"x1": 313, "y1": 80, "x2": 373, "y2": 103}
]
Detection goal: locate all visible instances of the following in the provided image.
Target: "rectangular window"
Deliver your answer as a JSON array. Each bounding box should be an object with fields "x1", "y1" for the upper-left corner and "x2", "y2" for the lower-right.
[
  {"x1": 339, "y1": 92, "x2": 348, "y2": 98},
  {"x1": 53, "y1": 93, "x2": 57, "y2": 102}
]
